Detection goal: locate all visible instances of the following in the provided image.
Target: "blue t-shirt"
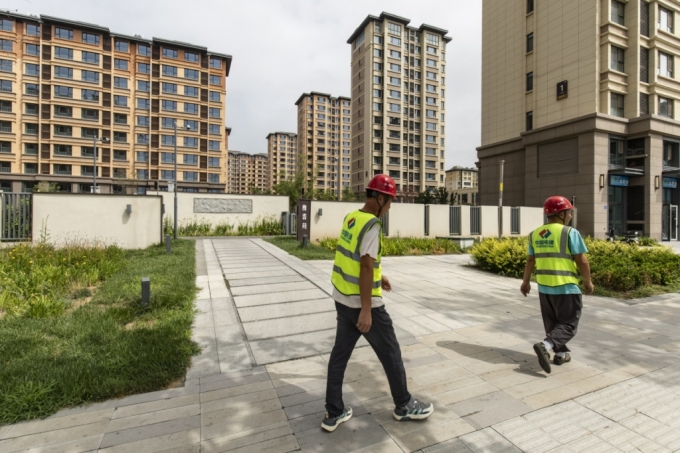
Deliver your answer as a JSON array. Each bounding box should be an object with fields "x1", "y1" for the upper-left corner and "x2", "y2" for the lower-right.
[{"x1": 528, "y1": 226, "x2": 588, "y2": 295}]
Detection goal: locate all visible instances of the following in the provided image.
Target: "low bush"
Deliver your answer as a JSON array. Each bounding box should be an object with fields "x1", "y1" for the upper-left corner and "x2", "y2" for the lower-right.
[
  {"x1": 163, "y1": 216, "x2": 284, "y2": 237},
  {"x1": 318, "y1": 236, "x2": 461, "y2": 256},
  {"x1": 470, "y1": 236, "x2": 680, "y2": 296}
]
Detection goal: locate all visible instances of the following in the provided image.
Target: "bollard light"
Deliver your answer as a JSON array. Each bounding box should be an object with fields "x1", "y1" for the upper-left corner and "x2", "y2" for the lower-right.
[
  {"x1": 141, "y1": 277, "x2": 150, "y2": 308},
  {"x1": 302, "y1": 235, "x2": 309, "y2": 248},
  {"x1": 165, "y1": 235, "x2": 171, "y2": 254}
]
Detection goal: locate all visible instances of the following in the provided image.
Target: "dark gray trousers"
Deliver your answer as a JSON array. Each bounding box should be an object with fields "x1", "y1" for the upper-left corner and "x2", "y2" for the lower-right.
[{"x1": 539, "y1": 292, "x2": 582, "y2": 353}]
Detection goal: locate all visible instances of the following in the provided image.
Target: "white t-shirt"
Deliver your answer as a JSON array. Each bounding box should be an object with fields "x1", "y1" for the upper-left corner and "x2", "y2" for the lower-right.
[{"x1": 332, "y1": 223, "x2": 384, "y2": 308}]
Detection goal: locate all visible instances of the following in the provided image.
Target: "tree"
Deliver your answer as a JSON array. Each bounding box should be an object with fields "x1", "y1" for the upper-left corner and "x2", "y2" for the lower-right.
[
  {"x1": 341, "y1": 186, "x2": 357, "y2": 202},
  {"x1": 433, "y1": 187, "x2": 448, "y2": 205},
  {"x1": 33, "y1": 181, "x2": 61, "y2": 193}
]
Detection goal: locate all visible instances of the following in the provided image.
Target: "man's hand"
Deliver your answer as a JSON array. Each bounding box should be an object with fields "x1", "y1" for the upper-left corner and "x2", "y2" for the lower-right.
[
  {"x1": 583, "y1": 280, "x2": 594, "y2": 295},
  {"x1": 357, "y1": 308, "x2": 372, "y2": 333},
  {"x1": 520, "y1": 280, "x2": 531, "y2": 297},
  {"x1": 381, "y1": 275, "x2": 392, "y2": 292}
]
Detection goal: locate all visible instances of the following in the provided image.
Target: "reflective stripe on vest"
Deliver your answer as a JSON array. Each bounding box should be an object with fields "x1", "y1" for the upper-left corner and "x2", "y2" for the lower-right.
[
  {"x1": 331, "y1": 210, "x2": 383, "y2": 297},
  {"x1": 530, "y1": 224, "x2": 580, "y2": 286}
]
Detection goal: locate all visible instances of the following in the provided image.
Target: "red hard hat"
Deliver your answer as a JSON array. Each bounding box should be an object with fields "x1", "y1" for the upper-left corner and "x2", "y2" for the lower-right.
[
  {"x1": 543, "y1": 196, "x2": 574, "y2": 216},
  {"x1": 366, "y1": 174, "x2": 397, "y2": 198}
]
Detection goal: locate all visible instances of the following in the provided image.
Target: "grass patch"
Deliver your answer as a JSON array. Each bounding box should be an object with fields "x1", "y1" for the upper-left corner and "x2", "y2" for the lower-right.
[
  {"x1": 469, "y1": 236, "x2": 680, "y2": 299},
  {"x1": 164, "y1": 215, "x2": 284, "y2": 237},
  {"x1": 265, "y1": 236, "x2": 462, "y2": 260},
  {"x1": 0, "y1": 240, "x2": 199, "y2": 424}
]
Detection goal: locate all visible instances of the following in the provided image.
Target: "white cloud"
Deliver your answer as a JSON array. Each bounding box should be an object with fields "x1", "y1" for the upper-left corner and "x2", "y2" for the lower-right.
[{"x1": 6, "y1": 0, "x2": 481, "y2": 167}]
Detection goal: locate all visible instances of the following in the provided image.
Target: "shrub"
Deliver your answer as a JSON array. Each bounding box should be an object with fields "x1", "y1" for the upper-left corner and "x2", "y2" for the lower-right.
[
  {"x1": 163, "y1": 216, "x2": 284, "y2": 237},
  {"x1": 638, "y1": 236, "x2": 660, "y2": 247},
  {"x1": 470, "y1": 236, "x2": 680, "y2": 294},
  {"x1": 317, "y1": 236, "x2": 461, "y2": 256}
]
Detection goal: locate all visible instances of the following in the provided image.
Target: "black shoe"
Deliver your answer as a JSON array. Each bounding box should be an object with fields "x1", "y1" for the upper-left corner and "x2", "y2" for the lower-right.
[
  {"x1": 321, "y1": 407, "x2": 352, "y2": 432},
  {"x1": 533, "y1": 342, "x2": 552, "y2": 374},
  {"x1": 393, "y1": 396, "x2": 434, "y2": 421},
  {"x1": 553, "y1": 353, "x2": 571, "y2": 365}
]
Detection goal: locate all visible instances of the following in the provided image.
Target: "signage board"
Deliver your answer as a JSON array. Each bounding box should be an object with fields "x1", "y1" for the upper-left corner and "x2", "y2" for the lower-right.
[
  {"x1": 296, "y1": 199, "x2": 311, "y2": 241},
  {"x1": 557, "y1": 80, "x2": 568, "y2": 100},
  {"x1": 610, "y1": 175, "x2": 629, "y2": 187},
  {"x1": 663, "y1": 177, "x2": 678, "y2": 189}
]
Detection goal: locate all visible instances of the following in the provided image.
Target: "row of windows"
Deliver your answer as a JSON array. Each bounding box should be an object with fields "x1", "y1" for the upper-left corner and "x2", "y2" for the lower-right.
[{"x1": 372, "y1": 73, "x2": 443, "y2": 85}]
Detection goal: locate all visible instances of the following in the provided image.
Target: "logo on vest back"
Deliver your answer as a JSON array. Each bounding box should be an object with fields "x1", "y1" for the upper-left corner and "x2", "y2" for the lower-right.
[
  {"x1": 535, "y1": 229, "x2": 554, "y2": 248},
  {"x1": 348, "y1": 218, "x2": 356, "y2": 229}
]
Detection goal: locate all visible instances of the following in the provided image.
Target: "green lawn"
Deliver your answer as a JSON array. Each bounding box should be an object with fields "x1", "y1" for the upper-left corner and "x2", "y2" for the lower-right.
[
  {"x1": 0, "y1": 240, "x2": 199, "y2": 424},
  {"x1": 265, "y1": 236, "x2": 336, "y2": 260}
]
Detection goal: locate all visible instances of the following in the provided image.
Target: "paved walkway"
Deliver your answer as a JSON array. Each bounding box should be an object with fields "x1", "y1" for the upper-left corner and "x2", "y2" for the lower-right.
[{"x1": 1, "y1": 238, "x2": 680, "y2": 453}]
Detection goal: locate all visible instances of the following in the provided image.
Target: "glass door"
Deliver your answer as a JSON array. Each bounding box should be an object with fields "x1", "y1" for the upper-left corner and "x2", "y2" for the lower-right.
[
  {"x1": 672, "y1": 205, "x2": 678, "y2": 241},
  {"x1": 608, "y1": 185, "x2": 625, "y2": 236},
  {"x1": 662, "y1": 204, "x2": 670, "y2": 241}
]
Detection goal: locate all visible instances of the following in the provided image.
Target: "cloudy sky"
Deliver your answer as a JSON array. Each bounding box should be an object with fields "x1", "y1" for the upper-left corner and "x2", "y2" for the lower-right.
[{"x1": 5, "y1": 0, "x2": 482, "y2": 167}]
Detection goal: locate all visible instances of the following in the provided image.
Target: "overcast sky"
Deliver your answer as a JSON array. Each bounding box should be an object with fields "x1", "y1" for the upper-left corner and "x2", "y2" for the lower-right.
[{"x1": 4, "y1": 0, "x2": 482, "y2": 167}]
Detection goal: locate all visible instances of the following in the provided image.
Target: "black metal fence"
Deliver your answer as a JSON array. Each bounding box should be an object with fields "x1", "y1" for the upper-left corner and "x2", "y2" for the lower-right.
[
  {"x1": 449, "y1": 206, "x2": 461, "y2": 235},
  {"x1": 510, "y1": 207, "x2": 520, "y2": 234},
  {"x1": 1, "y1": 193, "x2": 32, "y2": 242}
]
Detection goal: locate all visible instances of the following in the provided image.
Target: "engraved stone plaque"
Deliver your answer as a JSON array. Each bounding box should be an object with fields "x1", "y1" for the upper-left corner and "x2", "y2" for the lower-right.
[{"x1": 193, "y1": 198, "x2": 253, "y2": 213}]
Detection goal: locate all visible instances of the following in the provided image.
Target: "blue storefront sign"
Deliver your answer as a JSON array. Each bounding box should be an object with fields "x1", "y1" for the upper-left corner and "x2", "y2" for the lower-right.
[
  {"x1": 663, "y1": 177, "x2": 678, "y2": 189},
  {"x1": 610, "y1": 175, "x2": 629, "y2": 187}
]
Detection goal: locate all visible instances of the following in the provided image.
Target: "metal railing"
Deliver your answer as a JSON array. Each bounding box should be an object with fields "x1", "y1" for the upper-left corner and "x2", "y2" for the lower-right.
[
  {"x1": 470, "y1": 206, "x2": 481, "y2": 235},
  {"x1": 511, "y1": 207, "x2": 520, "y2": 234},
  {"x1": 449, "y1": 206, "x2": 461, "y2": 235},
  {"x1": 381, "y1": 212, "x2": 390, "y2": 236},
  {"x1": 281, "y1": 212, "x2": 297, "y2": 236},
  {"x1": 1, "y1": 193, "x2": 32, "y2": 242}
]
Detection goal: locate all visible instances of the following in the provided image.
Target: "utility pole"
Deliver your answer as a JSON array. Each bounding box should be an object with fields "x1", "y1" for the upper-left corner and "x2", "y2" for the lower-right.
[{"x1": 498, "y1": 160, "x2": 505, "y2": 238}]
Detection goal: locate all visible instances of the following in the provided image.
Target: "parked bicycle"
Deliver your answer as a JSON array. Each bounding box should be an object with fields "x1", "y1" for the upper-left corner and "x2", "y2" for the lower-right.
[{"x1": 606, "y1": 228, "x2": 639, "y2": 244}]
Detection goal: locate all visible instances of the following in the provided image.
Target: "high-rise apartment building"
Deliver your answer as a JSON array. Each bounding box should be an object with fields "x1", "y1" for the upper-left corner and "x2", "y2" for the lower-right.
[
  {"x1": 227, "y1": 151, "x2": 268, "y2": 194},
  {"x1": 347, "y1": 12, "x2": 450, "y2": 200},
  {"x1": 295, "y1": 92, "x2": 351, "y2": 198},
  {"x1": 445, "y1": 165, "x2": 478, "y2": 205},
  {"x1": 266, "y1": 131, "x2": 297, "y2": 189},
  {"x1": 0, "y1": 12, "x2": 231, "y2": 194},
  {"x1": 478, "y1": 0, "x2": 680, "y2": 240}
]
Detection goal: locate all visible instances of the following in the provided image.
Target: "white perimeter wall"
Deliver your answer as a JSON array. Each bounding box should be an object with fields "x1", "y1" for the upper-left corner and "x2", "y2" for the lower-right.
[
  {"x1": 33, "y1": 194, "x2": 162, "y2": 249},
  {"x1": 310, "y1": 201, "x2": 363, "y2": 242},
  {"x1": 149, "y1": 192, "x2": 289, "y2": 228}
]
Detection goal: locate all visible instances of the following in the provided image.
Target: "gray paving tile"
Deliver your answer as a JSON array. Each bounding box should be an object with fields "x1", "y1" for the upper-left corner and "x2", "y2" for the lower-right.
[
  {"x1": 242, "y1": 311, "x2": 336, "y2": 341},
  {"x1": 100, "y1": 415, "x2": 200, "y2": 448},
  {"x1": 230, "y1": 281, "x2": 317, "y2": 297},
  {"x1": 295, "y1": 414, "x2": 391, "y2": 453},
  {"x1": 227, "y1": 274, "x2": 307, "y2": 287},
  {"x1": 450, "y1": 391, "x2": 533, "y2": 429},
  {"x1": 234, "y1": 288, "x2": 330, "y2": 308},
  {"x1": 238, "y1": 298, "x2": 334, "y2": 322}
]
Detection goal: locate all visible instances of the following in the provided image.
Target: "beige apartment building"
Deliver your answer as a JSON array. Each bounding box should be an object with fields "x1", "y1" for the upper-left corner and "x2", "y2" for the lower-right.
[
  {"x1": 227, "y1": 151, "x2": 268, "y2": 194},
  {"x1": 295, "y1": 92, "x2": 351, "y2": 198},
  {"x1": 347, "y1": 12, "x2": 450, "y2": 201},
  {"x1": 478, "y1": 0, "x2": 680, "y2": 241},
  {"x1": 445, "y1": 165, "x2": 478, "y2": 205},
  {"x1": 266, "y1": 131, "x2": 297, "y2": 189},
  {"x1": 0, "y1": 12, "x2": 230, "y2": 194}
]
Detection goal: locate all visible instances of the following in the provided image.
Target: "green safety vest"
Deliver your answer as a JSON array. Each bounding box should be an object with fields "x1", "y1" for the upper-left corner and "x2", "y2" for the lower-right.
[
  {"x1": 331, "y1": 210, "x2": 383, "y2": 297},
  {"x1": 530, "y1": 223, "x2": 580, "y2": 287}
]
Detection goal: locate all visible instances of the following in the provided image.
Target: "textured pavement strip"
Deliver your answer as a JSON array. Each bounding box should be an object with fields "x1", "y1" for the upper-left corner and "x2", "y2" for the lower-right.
[{"x1": 2, "y1": 238, "x2": 680, "y2": 452}]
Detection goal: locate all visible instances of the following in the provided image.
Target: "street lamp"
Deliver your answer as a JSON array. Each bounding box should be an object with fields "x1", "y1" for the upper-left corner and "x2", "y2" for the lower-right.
[
  {"x1": 93, "y1": 136, "x2": 110, "y2": 193},
  {"x1": 173, "y1": 121, "x2": 191, "y2": 239}
]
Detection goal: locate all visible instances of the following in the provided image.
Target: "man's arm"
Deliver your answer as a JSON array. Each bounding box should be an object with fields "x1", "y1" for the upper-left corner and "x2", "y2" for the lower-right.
[
  {"x1": 520, "y1": 256, "x2": 535, "y2": 296},
  {"x1": 573, "y1": 254, "x2": 594, "y2": 295},
  {"x1": 356, "y1": 254, "x2": 374, "y2": 333}
]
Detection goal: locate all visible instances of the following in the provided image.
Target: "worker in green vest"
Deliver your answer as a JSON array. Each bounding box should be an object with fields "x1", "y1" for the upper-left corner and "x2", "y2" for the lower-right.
[
  {"x1": 520, "y1": 196, "x2": 594, "y2": 374},
  {"x1": 322, "y1": 174, "x2": 434, "y2": 432}
]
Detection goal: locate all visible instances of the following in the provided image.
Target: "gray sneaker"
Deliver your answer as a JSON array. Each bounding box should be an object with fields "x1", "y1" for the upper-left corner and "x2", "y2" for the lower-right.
[
  {"x1": 533, "y1": 342, "x2": 552, "y2": 374},
  {"x1": 553, "y1": 353, "x2": 571, "y2": 366},
  {"x1": 321, "y1": 407, "x2": 352, "y2": 432},
  {"x1": 393, "y1": 396, "x2": 434, "y2": 421}
]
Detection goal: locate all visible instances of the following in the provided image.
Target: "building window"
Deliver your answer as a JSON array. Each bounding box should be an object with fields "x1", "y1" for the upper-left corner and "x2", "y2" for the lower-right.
[
  {"x1": 54, "y1": 105, "x2": 72, "y2": 117},
  {"x1": 209, "y1": 75, "x2": 221, "y2": 85},
  {"x1": 162, "y1": 100, "x2": 177, "y2": 111},
  {"x1": 138, "y1": 45, "x2": 151, "y2": 56},
  {"x1": 25, "y1": 63, "x2": 39, "y2": 76},
  {"x1": 162, "y1": 65, "x2": 177, "y2": 77},
  {"x1": 25, "y1": 103, "x2": 38, "y2": 115},
  {"x1": 185, "y1": 68, "x2": 199, "y2": 80},
  {"x1": 526, "y1": 72, "x2": 533, "y2": 91},
  {"x1": 388, "y1": 23, "x2": 402, "y2": 35},
  {"x1": 527, "y1": 0, "x2": 534, "y2": 14},
  {"x1": 185, "y1": 52, "x2": 199, "y2": 63},
  {"x1": 183, "y1": 154, "x2": 198, "y2": 165},
  {"x1": 0, "y1": 39, "x2": 11, "y2": 52},
  {"x1": 137, "y1": 99, "x2": 150, "y2": 109},
  {"x1": 26, "y1": 23, "x2": 39, "y2": 36},
  {"x1": 426, "y1": 33, "x2": 439, "y2": 46},
  {"x1": 81, "y1": 127, "x2": 98, "y2": 139},
  {"x1": 161, "y1": 135, "x2": 175, "y2": 146},
  {"x1": 209, "y1": 174, "x2": 219, "y2": 183},
  {"x1": 526, "y1": 33, "x2": 534, "y2": 53},
  {"x1": 114, "y1": 95, "x2": 128, "y2": 107},
  {"x1": 660, "y1": 51, "x2": 674, "y2": 78},
  {"x1": 659, "y1": 6, "x2": 674, "y2": 33},
  {"x1": 640, "y1": 93, "x2": 649, "y2": 115},
  {"x1": 114, "y1": 59, "x2": 128, "y2": 70},
  {"x1": 0, "y1": 59, "x2": 11, "y2": 73},
  {"x1": 610, "y1": 92, "x2": 624, "y2": 117},
  {"x1": 82, "y1": 51, "x2": 99, "y2": 64},
  {"x1": 55, "y1": 27, "x2": 73, "y2": 40},
  {"x1": 25, "y1": 123, "x2": 38, "y2": 135},
  {"x1": 162, "y1": 82, "x2": 177, "y2": 94},
  {"x1": 185, "y1": 86, "x2": 199, "y2": 97},
  {"x1": 82, "y1": 89, "x2": 99, "y2": 101},
  {"x1": 137, "y1": 116, "x2": 150, "y2": 127},
  {"x1": 81, "y1": 70, "x2": 99, "y2": 83},
  {"x1": 659, "y1": 96, "x2": 674, "y2": 118},
  {"x1": 526, "y1": 111, "x2": 533, "y2": 131},
  {"x1": 209, "y1": 124, "x2": 220, "y2": 135},
  {"x1": 24, "y1": 143, "x2": 37, "y2": 155},
  {"x1": 115, "y1": 41, "x2": 129, "y2": 52},
  {"x1": 0, "y1": 80, "x2": 10, "y2": 93},
  {"x1": 163, "y1": 48, "x2": 178, "y2": 59},
  {"x1": 113, "y1": 132, "x2": 127, "y2": 143},
  {"x1": 137, "y1": 134, "x2": 150, "y2": 145},
  {"x1": 209, "y1": 107, "x2": 220, "y2": 118},
  {"x1": 54, "y1": 46, "x2": 73, "y2": 60},
  {"x1": 136, "y1": 151, "x2": 149, "y2": 162},
  {"x1": 82, "y1": 32, "x2": 100, "y2": 45},
  {"x1": 185, "y1": 103, "x2": 198, "y2": 114},
  {"x1": 185, "y1": 120, "x2": 198, "y2": 130},
  {"x1": 54, "y1": 66, "x2": 73, "y2": 79},
  {"x1": 611, "y1": 0, "x2": 625, "y2": 25},
  {"x1": 208, "y1": 157, "x2": 220, "y2": 167},
  {"x1": 209, "y1": 91, "x2": 220, "y2": 102},
  {"x1": 611, "y1": 46, "x2": 625, "y2": 72},
  {"x1": 208, "y1": 140, "x2": 220, "y2": 150},
  {"x1": 114, "y1": 113, "x2": 127, "y2": 125},
  {"x1": 354, "y1": 30, "x2": 365, "y2": 49},
  {"x1": 54, "y1": 125, "x2": 72, "y2": 137},
  {"x1": 82, "y1": 108, "x2": 98, "y2": 120},
  {"x1": 210, "y1": 58, "x2": 221, "y2": 69},
  {"x1": 138, "y1": 81, "x2": 150, "y2": 92},
  {"x1": 138, "y1": 63, "x2": 150, "y2": 74},
  {"x1": 183, "y1": 172, "x2": 198, "y2": 182},
  {"x1": 53, "y1": 85, "x2": 72, "y2": 98},
  {"x1": 26, "y1": 43, "x2": 39, "y2": 56}
]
